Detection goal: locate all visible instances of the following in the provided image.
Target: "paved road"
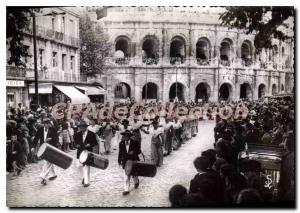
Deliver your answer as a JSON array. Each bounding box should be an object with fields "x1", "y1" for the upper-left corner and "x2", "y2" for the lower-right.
[{"x1": 6, "y1": 120, "x2": 215, "y2": 207}]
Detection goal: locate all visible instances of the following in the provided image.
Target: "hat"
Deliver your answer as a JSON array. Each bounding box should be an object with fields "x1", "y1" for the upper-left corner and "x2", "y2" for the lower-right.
[
  {"x1": 42, "y1": 118, "x2": 51, "y2": 123},
  {"x1": 120, "y1": 130, "x2": 133, "y2": 136},
  {"x1": 122, "y1": 119, "x2": 129, "y2": 125},
  {"x1": 79, "y1": 120, "x2": 89, "y2": 127}
]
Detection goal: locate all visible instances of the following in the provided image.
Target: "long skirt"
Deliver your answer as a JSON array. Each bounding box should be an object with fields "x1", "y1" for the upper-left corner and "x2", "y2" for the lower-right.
[
  {"x1": 151, "y1": 138, "x2": 163, "y2": 167},
  {"x1": 104, "y1": 135, "x2": 113, "y2": 152},
  {"x1": 164, "y1": 130, "x2": 173, "y2": 154}
]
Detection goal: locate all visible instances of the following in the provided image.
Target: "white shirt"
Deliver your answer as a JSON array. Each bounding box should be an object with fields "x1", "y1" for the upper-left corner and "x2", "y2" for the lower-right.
[
  {"x1": 149, "y1": 126, "x2": 164, "y2": 138},
  {"x1": 125, "y1": 140, "x2": 130, "y2": 152},
  {"x1": 44, "y1": 127, "x2": 48, "y2": 142},
  {"x1": 164, "y1": 122, "x2": 173, "y2": 131},
  {"x1": 82, "y1": 130, "x2": 88, "y2": 142},
  {"x1": 88, "y1": 124, "x2": 100, "y2": 133}
]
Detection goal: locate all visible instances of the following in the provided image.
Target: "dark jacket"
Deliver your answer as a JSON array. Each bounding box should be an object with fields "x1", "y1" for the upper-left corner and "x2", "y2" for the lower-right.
[
  {"x1": 74, "y1": 130, "x2": 98, "y2": 159},
  {"x1": 33, "y1": 126, "x2": 59, "y2": 148},
  {"x1": 118, "y1": 139, "x2": 141, "y2": 169}
]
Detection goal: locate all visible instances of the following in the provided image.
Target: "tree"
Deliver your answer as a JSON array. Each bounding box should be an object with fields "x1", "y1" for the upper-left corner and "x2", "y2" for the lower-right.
[
  {"x1": 220, "y1": 7, "x2": 294, "y2": 52},
  {"x1": 6, "y1": 7, "x2": 40, "y2": 68},
  {"x1": 79, "y1": 13, "x2": 111, "y2": 77}
]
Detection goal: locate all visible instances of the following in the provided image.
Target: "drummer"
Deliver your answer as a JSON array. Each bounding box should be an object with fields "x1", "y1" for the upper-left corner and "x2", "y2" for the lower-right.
[
  {"x1": 33, "y1": 117, "x2": 59, "y2": 186},
  {"x1": 74, "y1": 120, "x2": 98, "y2": 187},
  {"x1": 118, "y1": 130, "x2": 141, "y2": 195}
]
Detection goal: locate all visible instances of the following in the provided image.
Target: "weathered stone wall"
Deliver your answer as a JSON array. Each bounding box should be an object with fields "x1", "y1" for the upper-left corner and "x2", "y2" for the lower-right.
[{"x1": 89, "y1": 7, "x2": 294, "y2": 103}]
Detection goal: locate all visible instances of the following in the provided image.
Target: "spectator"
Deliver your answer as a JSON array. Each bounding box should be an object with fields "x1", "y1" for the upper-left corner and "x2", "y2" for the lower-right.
[
  {"x1": 236, "y1": 188, "x2": 263, "y2": 204},
  {"x1": 169, "y1": 184, "x2": 187, "y2": 207}
]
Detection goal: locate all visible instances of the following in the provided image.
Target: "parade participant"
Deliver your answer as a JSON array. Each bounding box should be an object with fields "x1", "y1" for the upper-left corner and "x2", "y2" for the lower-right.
[
  {"x1": 163, "y1": 117, "x2": 173, "y2": 156},
  {"x1": 74, "y1": 120, "x2": 98, "y2": 187},
  {"x1": 102, "y1": 118, "x2": 114, "y2": 154},
  {"x1": 33, "y1": 118, "x2": 59, "y2": 185},
  {"x1": 173, "y1": 117, "x2": 183, "y2": 148},
  {"x1": 118, "y1": 130, "x2": 141, "y2": 195},
  {"x1": 117, "y1": 119, "x2": 132, "y2": 141},
  {"x1": 150, "y1": 120, "x2": 164, "y2": 167},
  {"x1": 130, "y1": 116, "x2": 148, "y2": 147}
]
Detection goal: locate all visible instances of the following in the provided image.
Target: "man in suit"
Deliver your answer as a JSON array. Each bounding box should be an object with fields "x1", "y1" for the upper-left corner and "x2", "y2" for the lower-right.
[
  {"x1": 74, "y1": 120, "x2": 98, "y2": 187},
  {"x1": 118, "y1": 130, "x2": 141, "y2": 195},
  {"x1": 33, "y1": 118, "x2": 59, "y2": 185}
]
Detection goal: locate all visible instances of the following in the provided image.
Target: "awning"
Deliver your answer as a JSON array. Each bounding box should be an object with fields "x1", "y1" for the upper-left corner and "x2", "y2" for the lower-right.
[
  {"x1": 86, "y1": 86, "x2": 106, "y2": 95},
  {"x1": 29, "y1": 83, "x2": 53, "y2": 94},
  {"x1": 75, "y1": 86, "x2": 88, "y2": 91},
  {"x1": 54, "y1": 85, "x2": 90, "y2": 104}
]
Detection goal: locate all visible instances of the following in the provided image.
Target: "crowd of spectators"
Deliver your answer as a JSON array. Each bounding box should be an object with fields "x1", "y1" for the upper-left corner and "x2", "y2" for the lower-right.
[{"x1": 169, "y1": 96, "x2": 295, "y2": 207}]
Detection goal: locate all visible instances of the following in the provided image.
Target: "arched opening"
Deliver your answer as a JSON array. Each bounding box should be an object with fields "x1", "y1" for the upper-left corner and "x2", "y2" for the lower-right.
[
  {"x1": 195, "y1": 83, "x2": 211, "y2": 102},
  {"x1": 169, "y1": 82, "x2": 185, "y2": 102},
  {"x1": 272, "y1": 84, "x2": 277, "y2": 95},
  {"x1": 219, "y1": 83, "x2": 232, "y2": 101},
  {"x1": 240, "y1": 83, "x2": 252, "y2": 100},
  {"x1": 142, "y1": 35, "x2": 159, "y2": 65},
  {"x1": 114, "y1": 82, "x2": 131, "y2": 99},
  {"x1": 115, "y1": 36, "x2": 130, "y2": 64},
  {"x1": 170, "y1": 36, "x2": 186, "y2": 64},
  {"x1": 281, "y1": 84, "x2": 285, "y2": 92},
  {"x1": 258, "y1": 84, "x2": 266, "y2": 99},
  {"x1": 241, "y1": 41, "x2": 252, "y2": 66},
  {"x1": 220, "y1": 39, "x2": 232, "y2": 66},
  {"x1": 142, "y1": 82, "x2": 158, "y2": 101},
  {"x1": 196, "y1": 37, "x2": 211, "y2": 65}
]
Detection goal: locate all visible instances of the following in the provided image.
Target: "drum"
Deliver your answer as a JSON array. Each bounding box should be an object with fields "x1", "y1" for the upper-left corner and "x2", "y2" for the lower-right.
[
  {"x1": 79, "y1": 150, "x2": 109, "y2": 170},
  {"x1": 125, "y1": 160, "x2": 157, "y2": 177},
  {"x1": 37, "y1": 143, "x2": 73, "y2": 169}
]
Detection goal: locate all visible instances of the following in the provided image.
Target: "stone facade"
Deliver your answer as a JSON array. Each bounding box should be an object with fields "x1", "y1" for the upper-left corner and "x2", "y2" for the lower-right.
[{"x1": 87, "y1": 7, "x2": 294, "y2": 103}]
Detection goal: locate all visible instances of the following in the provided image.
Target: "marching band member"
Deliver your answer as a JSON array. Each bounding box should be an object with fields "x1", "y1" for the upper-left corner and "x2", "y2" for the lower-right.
[
  {"x1": 130, "y1": 116, "x2": 148, "y2": 147},
  {"x1": 150, "y1": 120, "x2": 164, "y2": 167},
  {"x1": 33, "y1": 118, "x2": 59, "y2": 185},
  {"x1": 74, "y1": 120, "x2": 98, "y2": 187},
  {"x1": 118, "y1": 130, "x2": 141, "y2": 195}
]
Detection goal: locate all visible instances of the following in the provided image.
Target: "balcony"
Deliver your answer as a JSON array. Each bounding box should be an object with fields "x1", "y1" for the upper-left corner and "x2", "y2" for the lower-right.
[
  {"x1": 220, "y1": 59, "x2": 230, "y2": 66},
  {"x1": 28, "y1": 70, "x2": 86, "y2": 82},
  {"x1": 196, "y1": 58, "x2": 210, "y2": 66},
  {"x1": 6, "y1": 66, "x2": 27, "y2": 78},
  {"x1": 24, "y1": 25, "x2": 79, "y2": 47},
  {"x1": 241, "y1": 58, "x2": 252, "y2": 67},
  {"x1": 142, "y1": 57, "x2": 159, "y2": 65},
  {"x1": 170, "y1": 57, "x2": 186, "y2": 65},
  {"x1": 115, "y1": 57, "x2": 131, "y2": 65}
]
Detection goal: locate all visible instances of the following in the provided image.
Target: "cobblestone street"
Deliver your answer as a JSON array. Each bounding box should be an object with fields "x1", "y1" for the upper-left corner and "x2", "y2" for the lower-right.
[{"x1": 7, "y1": 120, "x2": 215, "y2": 207}]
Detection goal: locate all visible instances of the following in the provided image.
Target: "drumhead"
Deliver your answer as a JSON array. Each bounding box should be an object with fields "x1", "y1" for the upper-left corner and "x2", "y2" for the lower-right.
[
  {"x1": 79, "y1": 150, "x2": 88, "y2": 164},
  {"x1": 125, "y1": 160, "x2": 133, "y2": 176},
  {"x1": 37, "y1": 143, "x2": 47, "y2": 158}
]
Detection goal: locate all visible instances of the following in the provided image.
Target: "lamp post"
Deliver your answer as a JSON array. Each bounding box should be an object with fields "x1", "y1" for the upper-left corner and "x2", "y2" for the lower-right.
[
  {"x1": 175, "y1": 57, "x2": 180, "y2": 102},
  {"x1": 31, "y1": 12, "x2": 39, "y2": 107},
  {"x1": 31, "y1": 11, "x2": 66, "y2": 108},
  {"x1": 145, "y1": 58, "x2": 152, "y2": 103}
]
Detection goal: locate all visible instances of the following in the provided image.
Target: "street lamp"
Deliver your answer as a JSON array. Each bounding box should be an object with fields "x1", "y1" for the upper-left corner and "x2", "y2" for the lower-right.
[
  {"x1": 174, "y1": 57, "x2": 181, "y2": 102},
  {"x1": 31, "y1": 11, "x2": 66, "y2": 107},
  {"x1": 145, "y1": 58, "x2": 152, "y2": 103}
]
